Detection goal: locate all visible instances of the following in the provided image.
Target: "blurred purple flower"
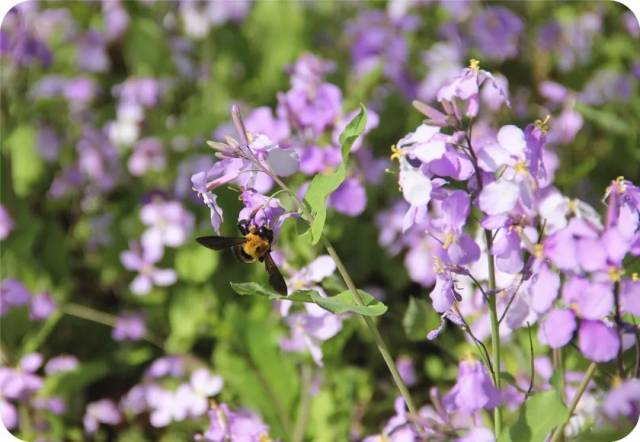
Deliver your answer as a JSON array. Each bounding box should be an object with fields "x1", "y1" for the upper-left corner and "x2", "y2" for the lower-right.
[
  {"x1": 44, "y1": 355, "x2": 79, "y2": 375},
  {"x1": 444, "y1": 358, "x2": 500, "y2": 414},
  {"x1": 538, "y1": 12, "x2": 601, "y2": 71},
  {"x1": 538, "y1": 308, "x2": 577, "y2": 348},
  {"x1": 578, "y1": 320, "x2": 620, "y2": 362},
  {"x1": 328, "y1": 177, "x2": 367, "y2": 216},
  {"x1": 198, "y1": 403, "x2": 270, "y2": 442},
  {"x1": 37, "y1": 125, "x2": 62, "y2": 162},
  {"x1": 0, "y1": 205, "x2": 15, "y2": 240},
  {"x1": 112, "y1": 313, "x2": 146, "y2": 341},
  {"x1": 603, "y1": 378, "x2": 640, "y2": 420},
  {"x1": 120, "y1": 241, "x2": 177, "y2": 295},
  {"x1": 282, "y1": 83, "x2": 343, "y2": 134},
  {"x1": 0, "y1": 279, "x2": 30, "y2": 315},
  {"x1": 102, "y1": 0, "x2": 129, "y2": 42},
  {"x1": 0, "y1": 398, "x2": 17, "y2": 429},
  {"x1": 396, "y1": 356, "x2": 417, "y2": 387},
  {"x1": 83, "y1": 399, "x2": 121, "y2": 434},
  {"x1": 141, "y1": 199, "x2": 194, "y2": 252},
  {"x1": 471, "y1": 7, "x2": 523, "y2": 61},
  {"x1": 146, "y1": 356, "x2": 184, "y2": 378},
  {"x1": 76, "y1": 31, "x2": 110, "y2": 72},
  {"x1": 29, "y1": 292, "x2": 56, "y2": 321},
  {"x1": 128, "y1": 137, "x2": 166, "y2": 176}
]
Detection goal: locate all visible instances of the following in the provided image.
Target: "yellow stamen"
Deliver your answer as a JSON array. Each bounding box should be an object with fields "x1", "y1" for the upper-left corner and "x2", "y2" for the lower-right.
[
  {"x1": 567, "y1": 199, "x2": 578, "y2": 213},
  {"x1": 433, "y1": 257, "x2": 445, "y2": 274},
  {"x1": 443, "y1": 232, "x2": 456, "y2": 250},
  {"x1": 514, "y1": 160, "x2": 528, "y2": 175},
  {"x1": 534, "y1": 115, "x2": 551, "y2": 133},
  {"x1": 390, "y1": 144, "x2": 403, "y2": 161},
  {"x1": 533, "y1": 243, "x2": 544, "y2": 259},
  {"x1": 259, "y1": 436, "x2": 272, "y2": 442},
  {"x1": 608, "y1": 266, "x2": 624, "y2": 282},
  {"x1": 632, "y1": 272, "x2": 639, "y2": 282},
  {"x1": 469, "y1": 59, "x2": 480, "y2": 71},
  {"x1": 612, "y1": 376, "x2": 623, "y2": 389},
  {"x1": 615, "y1": 176, "x2": 626, "y2": 193}
]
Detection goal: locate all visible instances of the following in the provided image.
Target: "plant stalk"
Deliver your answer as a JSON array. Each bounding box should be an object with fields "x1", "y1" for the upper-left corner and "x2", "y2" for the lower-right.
[
  {"x1": 485, "y1": 229, "x2": 503, "y2": 436},
  {"x1": 550, "y1": 362, "x2": 597, "y2": 442},
  {"x1": 268, "y1": 172, "x2": 418, "y2": 415}
]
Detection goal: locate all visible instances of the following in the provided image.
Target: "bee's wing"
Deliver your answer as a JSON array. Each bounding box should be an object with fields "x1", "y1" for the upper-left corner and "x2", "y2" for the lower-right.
[
  {"x1": 196, "y1": 236, "x2": 246, "y2": 250},
  {"x1": 264, "y1": 252, "x2": 288, "y2": 296}
]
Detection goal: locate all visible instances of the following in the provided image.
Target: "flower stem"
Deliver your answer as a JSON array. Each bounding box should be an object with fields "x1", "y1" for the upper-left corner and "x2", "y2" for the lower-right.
[
  {"x1": 292, "y1": 364, "x2": 313, "y2": 442},
  {"x1": 484, "y1": 229, "x2": 503, "y2": 436},
  {"x1": 267, "y1": 172, "x2": 417, "y2": 415},
  {"x1": 323, "y1": 239, "x2": 418, "y2": 415},
  {"x1": 550, "y1": 362, "x2": 597, "y2": 442},
  {"x1": 613, "y1": 281, "x2": 625, "y2": 377}
]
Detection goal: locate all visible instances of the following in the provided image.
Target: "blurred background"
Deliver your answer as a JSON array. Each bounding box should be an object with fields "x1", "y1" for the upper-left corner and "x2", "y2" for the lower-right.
[{"x1": 1, "y1": 1, "x2": 639, "y2": 441}]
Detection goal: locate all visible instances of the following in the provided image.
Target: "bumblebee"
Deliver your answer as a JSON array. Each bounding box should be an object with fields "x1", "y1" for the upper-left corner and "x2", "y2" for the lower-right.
[{"x1": 196, "y1": 220, "x2": 287, "y2": 295}]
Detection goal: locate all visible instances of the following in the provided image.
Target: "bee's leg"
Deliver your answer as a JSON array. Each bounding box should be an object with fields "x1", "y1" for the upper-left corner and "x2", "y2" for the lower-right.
[{"x1": 238, "y1": 219, "x2": 250, "y2": 235}]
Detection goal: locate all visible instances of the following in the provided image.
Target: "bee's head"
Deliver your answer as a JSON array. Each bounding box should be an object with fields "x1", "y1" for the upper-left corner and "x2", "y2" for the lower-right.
[{"x1": 257, "y1": 226, "x2": 273, "y2": 241}]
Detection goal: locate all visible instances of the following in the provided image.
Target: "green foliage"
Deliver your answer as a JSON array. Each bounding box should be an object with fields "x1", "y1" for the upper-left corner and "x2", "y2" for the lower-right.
[
  {"x1": 175, "y1": 244, "x2": 219, "y2": 283},
  {"x1": 304, "y1": 105, "x2": 368, "y2": 243},
  {"x1": 498, "y1": 390, "x2": 568, "y2": 442},
  {"x1": 403, "y1": 297, "x2": 438, "y2": 341},
  {"x1": 6, "y1": 125, "x2": 43, "y2": 196},
  {"x1": 167, "y1": 287, "x2": 211, "y2": 352},
  {"x1": 231, "y1": 282, "x2": 387, "y2": 316}
]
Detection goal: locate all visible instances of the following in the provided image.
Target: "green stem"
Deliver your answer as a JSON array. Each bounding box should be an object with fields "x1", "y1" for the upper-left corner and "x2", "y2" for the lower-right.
[
  {"x1": 268, "y1": 173, "x2": 417, "y2": 415},
  {"x1": 550, "y1": 362, "x2": 597, "y2": 442},
  {"x1": 292, "y1": 364, "x2": 313, "y2": 442},
  {"x1": 485, "y1": 229, "x2": 503, "y2": 436},
  {"x1": 61, "y1": 303, "x2": 165, "y2": 350},
  {"x1": 323, "y1": 239, "x2": 418, "y2": 415}
]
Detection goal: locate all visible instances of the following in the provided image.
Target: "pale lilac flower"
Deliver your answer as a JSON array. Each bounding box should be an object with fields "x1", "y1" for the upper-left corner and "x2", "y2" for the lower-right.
[
  {"x1": 0, "y1": 205, "x2": 14, "y2": 240},
  {"x1": 443, "y1": 358, "x2": 500, "y2": 414},
  {"x1": 396, "y1": 356, "x2": 417, "y2": 387},
  {"x1": 538, "y1": 308, "x2": 577, "y2": 349},
  {"x1": 417, "y1": 42, "x2": 463, "y2": 101},
  {"x1": 102, "y1": 0, "x2": 129, "y2": 42},
  {"x1": 282, "y1": 83, "x2": 342, "y2": 134},
  {"x1": 44, "y1": 355, "x2": 79, "y2": 375},
  {"x1": 37, "y1": 125, "x2": 61, "y2": 161},
  {"x1": 538, "y1": 12, "x2": 601, "y2": 71},
  {"x1": 578, "y1": 320, "x2": 620, "y2": 362},
  {"x1": 191, "y1": 170, "x2": 224, "y2": 234},
  {"x1": 29, "y1": 292, "x2": 56, "y2": 320},
  {"x1": 0, "y1": 398, "x2": 17, "y2": 429},
  {"x1": 128, "y1": 137, "x2": 166, "y2": 176},
  {"x1": 280, "y1": 303, "x2": 342, "y2": 366},
  {"x1": 140, "y1": 199, "x2": 194, "y2": 251},
  {"x1": 83, "y1": 399, "x2": 121, "y2": 434},
  {"x1": 76, "y1": 31, "x2": 110, "y2": 72},
  {"x1": 146, "y1": 356, "x2": 184, "y2": 378},
  {"x1": 245, "y1": 106, "x2": 290, "y2": 143},
  {"x1": 112, "y1": 313, "x2": 146, "y2": 341},
  {"x1": 179, "y1": 0, "x2": 251, "y2": 39},
  {"x1": 603, "y1": 378, "x2": 640, "y2": 420},
  {"x1": 471, "y1": 7, "x2": 523, "y2": 61},
  {"x1": 328, "y1": 177, "x2": 367, "y2": 216},
  {"x1": 198, "y1": 403, "x2": 270, "y2": 442},
  {"x1": 120, "y1": 241, "x2": 177, "y2": 295},
  {"x1": 0, "y1": 279, "x2": 30, "y2": 315}
]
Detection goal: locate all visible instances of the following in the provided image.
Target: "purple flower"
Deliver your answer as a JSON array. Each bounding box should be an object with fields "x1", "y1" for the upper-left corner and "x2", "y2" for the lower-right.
[
  {"x1": 238, "y1": 189, "x2": 288, "y2": 231},
  {"x1": 0, "y1": 398, "x2": 17, "y2": 429},
  {"x1": 396, "y1": 356, "x2": 417, "y2": 387},
  {"x1": 76, "y1": 31, "x2": 110, "y2": 72},
  {"x1": 429, "y1": 268, "x2": 458, "y2": 314},
  {"x1": 538, "y1": 308, "x2": 577, "y2": 349},
  {"x1": 102, "y1": 0, "x2": 129, "y2": 42},
  {"x1": 328, "y1": 177, "x2": 367, "y2": 216},
  {"x1": 29, "y1": 292, "x2": 56, "y2": 320},
  {"x1": 146, "y1": 356, "x2": 184, "y2": 378},
  {"x1": 140, "y1": 199, "x2": 194, "y2": 252},
  {"x1": 538, "y1": 13, "x2": 601, "y2": 71},
  {"x1": 578, "y1": 320, "x2": 620, "y2": 362},
  {"x1": 37, "y1": 125, "x2": 62, "y2": 162},
  {"x1": 0, "y1": 205, "x2": 14, "y2": 240},
  {"x1": 0, "y1": 279, "x2": 30, "y2": 315},
  {"x1": 443, "y1": 358, "x2": 500, "y2": 414},
  {"x1": 83, "y1": 399, "x2": 121, "y2": 434},
  {"x1": 245, "y1": 106, "x2": 290, "y2": 143},
  {"x1": 112, "y1": 313, "x2": 146, "y2": 341},
  {"x1": 287, "y1": 53, "x2": 335, "y2": 90},
  {"x1": 44, "y1": 355, "x2": 79, "y2": 375},
  {"x1": 603, "y1": 378, "x2": 640, "y2": 420},
  {"x1": 120, "y1": 241, "x2": 177, "y2": 295},
  {"x1": 282, "y1": 83, "x2": 342, "y2": 134},
  {"x1": 128, "y1": 137, "x2": 166, "y2": 176},
  {"x1": 179, "y1": 0, "x2": 251, "y2": 39},
  {"x1": 471, "y1": 7, "x2": 523, "y2": 61},
  {"x1": 198, "y1": 403, "x2": 270, "y2": 442},
  {"x1": 280, "y1": 303, "x2": 342, "y2": 366},
  {"x1": 0, "y1": 354, "x2": 43, "y2": 401}
]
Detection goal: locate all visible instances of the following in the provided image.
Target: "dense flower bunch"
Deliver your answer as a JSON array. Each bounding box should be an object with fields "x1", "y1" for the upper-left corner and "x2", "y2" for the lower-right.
[
  {"x1": 1, "y1": 1, "x2": 639, "y2": 441},
  {"x1": 363, "y1": 60, "x2": 640, "y2": 440}
]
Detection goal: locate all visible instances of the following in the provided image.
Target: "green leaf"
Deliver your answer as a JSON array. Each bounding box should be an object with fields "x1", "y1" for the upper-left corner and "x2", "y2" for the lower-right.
[
  {"x1": 311, "y1": 290, "x2": 387, "y2": 317},
  {"x1": 402, "y1": 297, "x2": 434, "y2": 340},
  {"x1": 124, "y1": 18, "x2": 173, "y2": 75},
  {"x1": 575, "y1": 102, "x2": 630, "y2": 135},
  {"x1": 304, "y1": 105, "x2": 367, "y2": 243},
  {"x1": 6, "y1": 125, "x2": 43, "y2": 196},
  {"x1": 231, "y1": 282, "x2": 387, "y2": 316},
  {"x1": 40, "y1": 361, "x2": 109, "y2": 397},
  {"x1": 167, "y1": 288, "x2": 210, "y2": 352},
  {"x1": 498, "y1": 390, "x2": 568, "y2": 442},
  {"x1": 230, "y1": 281, "x2": 317, "y2": 303},
  {"x1": 175, "y1": 244, "x2": 218, "y2": 283}
]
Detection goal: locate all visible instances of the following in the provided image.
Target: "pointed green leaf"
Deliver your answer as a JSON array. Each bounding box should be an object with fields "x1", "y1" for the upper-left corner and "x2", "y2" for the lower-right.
[
  {"x1": 311, "y1": 290, "x2": 387, "y2": 317},
  {"x1": 498, "y1": 390, "x2": 568, "y2": 442},
  {"x1": 304, "y1": 105, "x2": 367, "y2": 243},
  {"x1": 230, "y1": 282, "x2": 317, "y2": 303}
]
